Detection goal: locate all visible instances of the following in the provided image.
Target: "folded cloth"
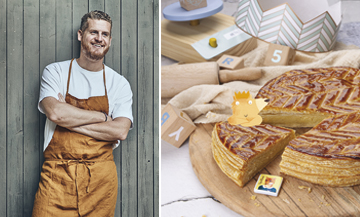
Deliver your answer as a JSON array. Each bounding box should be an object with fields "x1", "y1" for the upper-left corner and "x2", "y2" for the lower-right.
[{"x1": 166, "y1": 41, "x2": 360, "y2": 124}]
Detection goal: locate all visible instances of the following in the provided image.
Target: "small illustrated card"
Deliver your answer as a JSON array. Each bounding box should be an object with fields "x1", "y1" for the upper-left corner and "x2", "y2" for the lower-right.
[{"x1": 254, "y1": 174, "x2": 283, "y2": 197}]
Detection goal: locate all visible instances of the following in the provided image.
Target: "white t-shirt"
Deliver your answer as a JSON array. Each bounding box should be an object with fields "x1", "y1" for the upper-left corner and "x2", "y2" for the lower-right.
[{"x1": 38, "y1": 59, "x2": 133, "y2": 151}]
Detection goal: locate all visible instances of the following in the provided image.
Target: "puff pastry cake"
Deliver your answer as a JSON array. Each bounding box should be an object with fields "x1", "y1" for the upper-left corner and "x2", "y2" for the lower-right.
[
  {"x1": 211, "y1": 122, "x2": 295, "y2": 187},
  {"x1": 280, "y1": 112, "x2": 360, "y2": 187},
  {"x1": 256, "y1": 67, "x2": 360, "y2": 128}
]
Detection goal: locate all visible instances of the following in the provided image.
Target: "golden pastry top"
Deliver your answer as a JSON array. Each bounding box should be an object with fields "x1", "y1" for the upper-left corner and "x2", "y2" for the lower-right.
[
  {"x1": 214, "y1": 122, "x2": 294, "y2": 161},
  {"x1": 288, "y1": 112, "x2": 360, "y2": 159},
  {"x1": 256, "y1": 67, "x2": 360, "y2": 115}
]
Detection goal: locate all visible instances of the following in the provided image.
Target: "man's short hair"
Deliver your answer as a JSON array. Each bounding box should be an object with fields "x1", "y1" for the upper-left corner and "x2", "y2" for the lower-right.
[{"x1": 80, "y1": 10, "x2": 112, "y2": 34}]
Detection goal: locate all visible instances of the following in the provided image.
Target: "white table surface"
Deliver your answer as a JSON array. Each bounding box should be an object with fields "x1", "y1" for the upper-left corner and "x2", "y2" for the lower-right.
[{"x1": 161, "y1": 1, "x2": 360, "y2": 216}]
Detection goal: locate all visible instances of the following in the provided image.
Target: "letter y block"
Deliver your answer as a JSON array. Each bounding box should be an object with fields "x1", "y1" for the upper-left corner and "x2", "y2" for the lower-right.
[{"x1": 161, "y1": 103, "x2": 196, "y2": 148}]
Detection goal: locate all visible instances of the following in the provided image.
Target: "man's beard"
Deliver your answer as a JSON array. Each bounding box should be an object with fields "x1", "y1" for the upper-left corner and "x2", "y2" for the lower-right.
[{"x1": 81, "y1": 39, "x2": 110, "y2": 60}]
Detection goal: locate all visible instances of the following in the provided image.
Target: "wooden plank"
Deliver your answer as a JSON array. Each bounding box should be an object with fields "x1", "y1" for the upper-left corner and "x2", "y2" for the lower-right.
[
  {"x1": 153, "y1": 0, "x2": 159, "y2": 216},
  {"x1": 40, "y1": 0, "x2": 56, "y2": 68},
  {"x1": 89, "y1": 0, "x2": 104, "y2": 11},
  {"x1": 104, "y1": 1, "x2": 122, "y2": 216},
  {"x1": 137, "y1": 0, "x2": 154, "y2": 215},
  {"x1": 104, "y1": 0, "x2": 121, "y2": 72},
  {"x1": 56, "y1": 0, "x2": 72, "y2": 62},
  {"x1": 72, "y1": 0, "x2": 88, "y2": 58},
  {"x1": 39, "y1": 0, "x2": 56, "y2": 168},
  {"x1": 114, "y1": 125, "x2": 122, "y2": 216},
  {"x1": 7, "y1": 0, "x2": 24, "y2": 216},
  {"x1": 121, "y1": 0, "x2": 138, "y2": 216},
  {"x1": 23, "y1": 1, "x2": 41, "y2": 216},
  {"x1": 0, "y1": 0, "x2": 6, "y2": 215}
]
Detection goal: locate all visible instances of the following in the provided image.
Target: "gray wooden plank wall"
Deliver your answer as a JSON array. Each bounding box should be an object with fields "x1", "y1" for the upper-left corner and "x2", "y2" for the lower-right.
[{"x1": 1, "y1": 0, "x2": 159, "y2": 216}]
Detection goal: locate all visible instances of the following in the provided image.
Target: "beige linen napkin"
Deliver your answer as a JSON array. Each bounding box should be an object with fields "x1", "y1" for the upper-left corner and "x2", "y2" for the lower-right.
[{"x1": 165, "y1": 41, "x2": 360, "y2": 123}]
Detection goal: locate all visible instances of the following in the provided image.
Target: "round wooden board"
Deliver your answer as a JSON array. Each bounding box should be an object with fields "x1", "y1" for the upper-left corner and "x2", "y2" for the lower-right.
[{"x1": 189, "y1": 123, "x2": 360, "y2": 217}]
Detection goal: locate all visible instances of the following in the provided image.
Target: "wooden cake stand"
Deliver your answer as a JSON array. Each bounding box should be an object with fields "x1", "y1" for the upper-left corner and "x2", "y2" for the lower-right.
[{"x1": 189, "y1": 123, "x2": 360, "y2": 217}]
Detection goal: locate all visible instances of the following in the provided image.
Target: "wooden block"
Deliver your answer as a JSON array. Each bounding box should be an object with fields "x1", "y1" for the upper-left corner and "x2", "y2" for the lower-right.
[
  {"x1": 180, "y1": 0, "x2": 207, "y2": 11},
  {"x1": 161, "y1": 104, "x2": 196, "y2": 148},
  {"x1": 263, "y1": 43, "x2": 296, "y2": 66},
  {"x1": 217, "y1": 54, "x2": 244, "y2": 70},
  {"x1": 161, "y1": 13, "x2": 257, "y2": 63}
]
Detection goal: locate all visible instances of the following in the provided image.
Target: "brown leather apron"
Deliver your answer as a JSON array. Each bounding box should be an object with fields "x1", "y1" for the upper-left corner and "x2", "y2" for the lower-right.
[{"x1": 32, "y1": 59, "x2": 117, "y2": 217}]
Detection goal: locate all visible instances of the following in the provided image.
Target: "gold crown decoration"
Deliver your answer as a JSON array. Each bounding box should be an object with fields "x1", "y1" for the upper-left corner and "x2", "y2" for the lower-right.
[{"x1": 234, "y1": 91, "x2": 250, "y2": 100}]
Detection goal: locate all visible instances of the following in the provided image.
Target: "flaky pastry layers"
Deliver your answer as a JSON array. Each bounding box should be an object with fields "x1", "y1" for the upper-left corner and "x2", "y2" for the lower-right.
[
  {"x1": 256, "y1": 67, "x2": 360, "y2": 128},
  {"x1": 211, "y1": 122, "x2": 295, "y2": 187},
  {"x1": 280, "y1": 112, "x2": 360, "y2": 187}
]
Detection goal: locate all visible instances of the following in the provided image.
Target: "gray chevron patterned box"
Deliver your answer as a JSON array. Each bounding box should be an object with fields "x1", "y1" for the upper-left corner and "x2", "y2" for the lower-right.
[{"x1": 235, "y1": 0, "x2": 342, "y2": 52}]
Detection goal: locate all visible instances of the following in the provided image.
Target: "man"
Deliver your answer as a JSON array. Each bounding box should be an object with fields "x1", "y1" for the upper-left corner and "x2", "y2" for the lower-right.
[
  {"x1": 258, "y1": 177, "x2": 277, "y2": 193},
  {"x1": 32, "y1": 10, "x2": 133, "y2": 217}
]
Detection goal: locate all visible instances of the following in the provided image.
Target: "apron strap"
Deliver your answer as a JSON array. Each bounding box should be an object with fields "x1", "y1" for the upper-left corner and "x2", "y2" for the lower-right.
[
  {"x1": 66, "y1": 58, "x2": 107, "y2": 97},
  {"x1": 103, "y1": 64, "x2": 108, "y2": 98},
  {"x1": 66, "y1": 59, "x2": 74, "y2": 95}
]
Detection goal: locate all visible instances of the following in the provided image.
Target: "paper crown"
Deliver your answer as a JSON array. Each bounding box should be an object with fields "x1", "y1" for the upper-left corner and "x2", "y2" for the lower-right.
[
  {"x1": 234, "y1": 91, "x2": 250, "y2": 99},
  {"x1": 235, "y1": 0, "x2": 342, "y2": 52}
]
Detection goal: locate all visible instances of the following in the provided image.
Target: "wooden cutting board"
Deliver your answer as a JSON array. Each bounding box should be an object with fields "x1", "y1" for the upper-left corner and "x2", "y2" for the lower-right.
[{"x1": 189, "y1": 124, "x2": 360, "y2": 217}]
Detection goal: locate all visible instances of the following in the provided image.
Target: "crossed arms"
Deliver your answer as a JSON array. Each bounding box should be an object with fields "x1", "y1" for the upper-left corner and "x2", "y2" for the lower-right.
[{"x1": 40, "y1": 93, "x2": 131, "y2": 141}]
